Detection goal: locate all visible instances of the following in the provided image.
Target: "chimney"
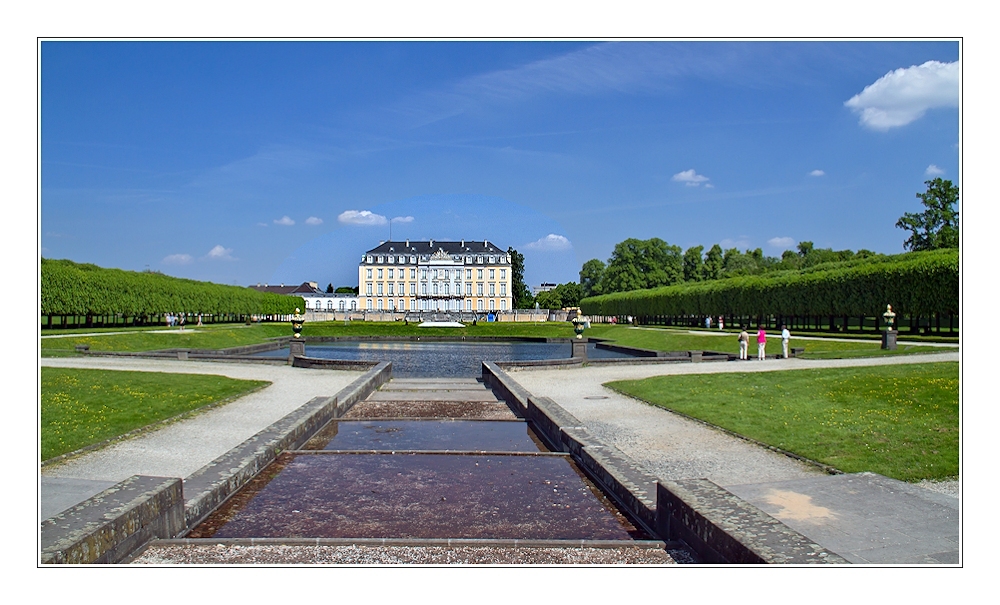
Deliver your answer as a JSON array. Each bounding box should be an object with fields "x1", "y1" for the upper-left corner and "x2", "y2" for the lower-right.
[
  {"x1": 430, "y1": 239, "x2": 434, "y2": 247},
  {"x1": 280, "y1": 283, "x2": 284, "y2": 287},
  {"x1": 405, "y1": 239, "x2": 409, "y2": 247},
  {"x1": 461, "y1": 239, "x2": 464, "y2": 247}
]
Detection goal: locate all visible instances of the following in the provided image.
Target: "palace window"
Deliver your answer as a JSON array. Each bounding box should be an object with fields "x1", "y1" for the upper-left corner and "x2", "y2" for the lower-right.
[
  {"x1": 339, "y1": 300, "x2": 345, "y2": 311},
  {"x1": 500, "y1": 284, "x2": 506, "y2": 296},
  {"x1": 501, "y1": 300, "x2": 507, "y2": 310},
  {"x1": 477, "y1": 256, "x2": 483, "y2": 264},
  {"x1": 388, "y1": 268, "x2": 394, "y2": 279},
  {"x1": 422, "y1": 283, "x2": 427, "y2": 295},
  {"x1": 377, "y1": 299, "x2": 383, "y2": 310},
  {"x1": 466, "y1": 299, "x2": 472, "y2": 310},
  {"x1": 388, "y1": 283, "x2": 394, "y2": 295},
  {"x1": 378, "y1": 256, "x2": 383, "y2": 263},
  {"x1": 366, "y1": 299, "x2": 373, "y2": 310},
  {"x1": 489, "y1": 256, "x2": 495, "y2": 264},
  {"x1": 399, "y1": 299, "x2": 404, "y2": 310},
  {"x1": 378, "y1": 268, "x2": 383, "y2": 279},
  {"x1": 367, "y1": 269, "x2": 372, "y2": 279},
  {"x1": 443, "y1": 283, "x2": 449, "y2": 295},
  {"x1": 410, "y1": 268, "x2": 416, "y2": 279},
  {"x1": 477, "y1": 283, "x2": 483, "y2": 296},
  {"x1": 410, "y1": 299, "x2": 417, "y2": 310},
  {"x1": 489, "y1": 299, "x2": 495, "y2": 310},
  {"x1": 366, "y1": 256, "x2": 373, "y2": 264},
  {"x1": 501, "y1": 269, "x2": 506, "y2": 280},
  {"x1": 466, "y1": 269, "x2": 472, "y2": 279},
  {"x1": 366, "y1": 283, "x2": 372, "y2": 296},
  {"x1": 477, "y1": 299, "x2": 483, "y2": 311},
  {"x1": 489, "y1": 283, "x2": 495, "y2": 296},
  {"x1": 489, "y1": 269, "x2": 495, "y2": 279},
  {"x1": 377, "y1": 283, "x2": 383, "y2": 295},
  {"x1": 477, "y1": 269, "x2": 483, "y2": 279},
  {"x1": 410, "y1": 283, "x2": 416, "y2": 295}
]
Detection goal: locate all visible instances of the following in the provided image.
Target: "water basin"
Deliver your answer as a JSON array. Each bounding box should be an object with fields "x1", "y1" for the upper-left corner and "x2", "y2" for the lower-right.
[{"x1": 303, "y1": 419, "x2": 543, "y2": 452}]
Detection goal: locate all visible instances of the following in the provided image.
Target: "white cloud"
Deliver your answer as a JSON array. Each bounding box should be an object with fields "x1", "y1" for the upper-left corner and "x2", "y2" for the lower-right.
[
  {"x1": 672, "y1": 169, "x2": 710, "y2": 186},
  {"x1": 844, "y1": 60, "x2": 959, "y2": 131},
  {"x1": 162, "y1": 253, "x2": 193, "y2": 265},
  {"x1": 206, "y1": 245, "x2": 236, "y2": 261},
  {"x1": 274, "y1": 216, "x2": 295, "y2": 226},
  {"x1": 305, "y1": 216, "x2": 323, "y2": 225},
  {"x1": 256, "y1": 222, "x2": 268, "y2": 227},
  {"x1": 767, "y1": 237, "x2": 796, "y2": 249},
  {"x1": 810, "y1": 169, "x2": 825, "y2": 177},
  {"x1": 925, "y1": 164, "x2": 945, "y2": 176},
  {"x1": 391, "y1": 216, "x2": 415, "y2": 223},
  {"x1": 525, "y1": 234, "x2": 572, "y2": 251},
  {"x1": 338, "y1": 210, "x2": 388, "y2": 226}
]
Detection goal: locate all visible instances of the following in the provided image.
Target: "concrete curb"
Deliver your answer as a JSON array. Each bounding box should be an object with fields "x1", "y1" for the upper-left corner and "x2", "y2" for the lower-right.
[
  {"x1": 41, "y1": 476, "x2": 184, "y2": 564},
  {"x1": 148, "y1": 537, "x2": 668, "y2": 549}
]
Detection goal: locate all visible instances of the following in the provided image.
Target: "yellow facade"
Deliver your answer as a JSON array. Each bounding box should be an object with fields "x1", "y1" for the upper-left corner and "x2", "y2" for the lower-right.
[{"x1": 357, "y1": 240, "x2": 513, "y2": 313}]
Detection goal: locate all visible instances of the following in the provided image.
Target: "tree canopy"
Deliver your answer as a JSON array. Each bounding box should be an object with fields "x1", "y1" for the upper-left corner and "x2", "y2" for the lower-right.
[
  {"x1": 508, "y1": 246, "x2": 534, "y2": 309},
  {"x1": 896, "y1": 178, "x2": 960, "y2": 251}
]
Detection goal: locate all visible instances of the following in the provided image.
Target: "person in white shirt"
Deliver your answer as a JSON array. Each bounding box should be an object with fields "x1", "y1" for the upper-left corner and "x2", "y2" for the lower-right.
[{"x1": 781, "y1": 325, "x2": 791, "y2": 358}]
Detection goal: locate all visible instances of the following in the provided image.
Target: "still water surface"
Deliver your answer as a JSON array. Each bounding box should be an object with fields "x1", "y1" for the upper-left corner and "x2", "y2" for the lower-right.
[{"x1": 256, "y1": 341, "x2": 634, "y2": 377}]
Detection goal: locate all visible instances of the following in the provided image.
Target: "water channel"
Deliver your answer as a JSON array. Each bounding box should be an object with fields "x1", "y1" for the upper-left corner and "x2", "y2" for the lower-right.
[{"x1": 189, "y1": 340, "x2": 653, "y2": 544}]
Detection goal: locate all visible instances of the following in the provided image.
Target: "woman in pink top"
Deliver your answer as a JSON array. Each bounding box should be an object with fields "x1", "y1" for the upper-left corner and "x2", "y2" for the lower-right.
[{"x1": 757, "y1": 325, "x2": 767, "y2": 360}]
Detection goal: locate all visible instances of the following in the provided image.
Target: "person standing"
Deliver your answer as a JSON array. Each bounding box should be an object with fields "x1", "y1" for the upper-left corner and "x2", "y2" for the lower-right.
[
  {"x1": 781, "y1": 325, "x2": 790, "y2": 358},
  {"x1": 757, "y1": 325, "x2": 767, "y2": 360},
  {"x1": 705, "y1": 316, "x2": 711, "y2": 329},
  {"x1": 718, "y1": 316, "x2": 724, "y2": 330},
  {"x1": 738, "y1": 326, "x2": 749, "y2": 360}
]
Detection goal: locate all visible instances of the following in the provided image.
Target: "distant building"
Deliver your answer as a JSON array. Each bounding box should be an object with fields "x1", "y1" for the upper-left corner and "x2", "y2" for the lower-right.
[
  {"x1": 250, "y1": 281, "x2": 358, "y2": 312},
  {"x1": 532, "y1": 282, "x2": 557, "y2": 295},
  {"x1": 358, "y1": 240, "x2": 512, "y2": 313}
]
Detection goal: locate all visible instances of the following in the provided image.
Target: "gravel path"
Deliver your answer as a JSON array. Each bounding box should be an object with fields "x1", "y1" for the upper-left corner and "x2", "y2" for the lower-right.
[
  {"x1": 40, "y1": 357, "x2": 363, "y2": 483},
  {"x1": 510, "y1": 352, "x2": 959, "y2": 490}
]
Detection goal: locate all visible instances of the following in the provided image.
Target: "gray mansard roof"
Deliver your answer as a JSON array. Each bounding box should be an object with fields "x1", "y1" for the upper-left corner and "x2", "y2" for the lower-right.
[{"x1": 363, "y1": 240, "x2": 506, "y2": 257}]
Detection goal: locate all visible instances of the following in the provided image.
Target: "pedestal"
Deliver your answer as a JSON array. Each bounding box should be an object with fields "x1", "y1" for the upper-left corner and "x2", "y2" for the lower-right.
[
  {"x1": 289, "y1": 339, "x2": 306, "y2": 363},
  {"x1": 881, "y1": 330, "x2": 897, "y2": 350},
  {"x1": 689, "y1": 350, "x2": 703, "y2": 363},
  {"x1": 572, "y1": 339, "x2": 588, "y2": 360}
]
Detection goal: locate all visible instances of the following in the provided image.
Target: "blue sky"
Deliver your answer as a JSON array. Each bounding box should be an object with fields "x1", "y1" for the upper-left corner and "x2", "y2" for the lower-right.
[{"x1": 40, "y1": 41, "x2": 959, "y2": 289}]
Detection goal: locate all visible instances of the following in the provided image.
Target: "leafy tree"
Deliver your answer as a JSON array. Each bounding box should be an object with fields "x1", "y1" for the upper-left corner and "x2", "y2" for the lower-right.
[
  {"x1": 508, "y1": 246, "x2": 534, "y2": 309},
  {"x1": 603, "y1": 238, "x2": 682, "y2": 293},
  {"x1": 896, "y1": 178, "x2": 960, "y2": 251},
  {"x1": 334, "y1": 286, "x2": 358, "y2": 294},
  {"x1": 535, "y1": 289, "x2": 561, "y2": 310},
  {"x1": 326, "y1": 283, "x2": 334, "y2": 293},
  {"x1": 703, "y1": 244, "x2": 724, "y2": 280},
  {"x1": 797, "y1": 241, "x2": 814, "y2": 257},
  {"x1": 555, "y1": 282, "x2": 582, "y2": 307},
  {"x1": 579, "y1": 258, "x2": 606, "y2": 298},
  {"x1": 683, "y1": 245, "x2": 705, "y2": 282},
  {"x1": 722, "y1": 248, "x2": 759, "y2": 276}
]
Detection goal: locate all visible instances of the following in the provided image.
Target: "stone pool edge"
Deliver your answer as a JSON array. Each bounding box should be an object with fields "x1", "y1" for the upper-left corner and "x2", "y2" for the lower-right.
[
  {"x1": 40, "y1": 362, "x2": 392, "y2": 565},
  {"x1": 481, "y1": 361, "x2": 847, "y2": 565}
]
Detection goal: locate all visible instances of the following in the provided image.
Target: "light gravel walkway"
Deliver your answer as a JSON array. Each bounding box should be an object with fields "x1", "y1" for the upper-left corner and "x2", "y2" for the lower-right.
[
  {"x1": 40, "y1": 357, "x2": 363, "y2": 518},
  {"x1": 510, "y1": 352, "x2": 959, "y2": 489}
]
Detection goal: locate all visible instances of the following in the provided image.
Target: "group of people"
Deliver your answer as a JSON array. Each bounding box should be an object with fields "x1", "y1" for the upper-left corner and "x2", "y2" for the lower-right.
[
  {"x1": 165, "y1": 312, "x2": 186, "y2": 330},
  {"x1": 737, "y1": 324, "x2": 791, "y2": 360}
]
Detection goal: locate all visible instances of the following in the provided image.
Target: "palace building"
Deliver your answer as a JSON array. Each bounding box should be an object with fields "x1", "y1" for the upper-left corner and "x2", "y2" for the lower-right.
[{"x1": 358, "y1": 240, "x2": 513, "y2": 313}]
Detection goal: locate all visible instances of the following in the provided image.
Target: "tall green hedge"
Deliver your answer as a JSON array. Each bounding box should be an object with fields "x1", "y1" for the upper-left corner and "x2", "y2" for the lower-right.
[
  {"x1": 41, "y1": 258, "x2": 303, "y2": 317},
  {"x1": 580, "y1": 249, "x2": 958, "y2": 318}
]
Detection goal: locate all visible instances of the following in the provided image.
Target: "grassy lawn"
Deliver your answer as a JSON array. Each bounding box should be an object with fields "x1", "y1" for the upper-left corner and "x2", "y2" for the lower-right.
[
  {"x1": 40, "y1": 321, "x2": 577, "y2": 355},
  {"x1": 584, "y1": 325, "x2": 949, "y2": 359},
  {"x1": 39, "y1": 320, "x2": 950, "y2": 360},
  {"x1": 605, "y1": 362, "x2": 958, "y2": 482},
  {"x1": 41, "y1": 368, "x2": 269, "y2": 461}
]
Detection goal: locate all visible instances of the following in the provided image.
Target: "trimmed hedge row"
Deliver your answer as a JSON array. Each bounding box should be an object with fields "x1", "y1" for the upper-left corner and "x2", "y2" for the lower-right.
[
  {"x1": 41, "y1": 258, "x2": 303, "y2": 317},
  {"x1": 580, "y1": 249, "x2": 958, "y2": 318}
]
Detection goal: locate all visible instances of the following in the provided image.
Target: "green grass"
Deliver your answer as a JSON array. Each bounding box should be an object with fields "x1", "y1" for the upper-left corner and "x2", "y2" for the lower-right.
[
  {"x1": 39, "y1": 320, "x2": 951, "y2": 360},
  {"x1": 606, "y1": 362, "x2": 958, "y2": 482},
  {"x1": 41, "y1": 368, "x2": 269, "y2": 461},
  {"x1": 40, "y1": 321, "x2": 577, "y2": 355},
  {"x1": 584, "y1": 325, "x2": 950, "y2": 359}
]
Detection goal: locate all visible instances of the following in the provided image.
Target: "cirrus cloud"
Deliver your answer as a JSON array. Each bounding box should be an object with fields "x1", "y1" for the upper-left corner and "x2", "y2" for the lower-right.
[
  {"x1": 844, "y1": 60, "x2": 959, "y2": 131},
  {"x1": 525, "y1": 234, "x2": 572, "y2": 251},
  {"x1": 338, "y1": 210, "x2": 388, "y2": 226},
  {"x1": 672, "y1": 169, "x2": 710, "y2": 186}
]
